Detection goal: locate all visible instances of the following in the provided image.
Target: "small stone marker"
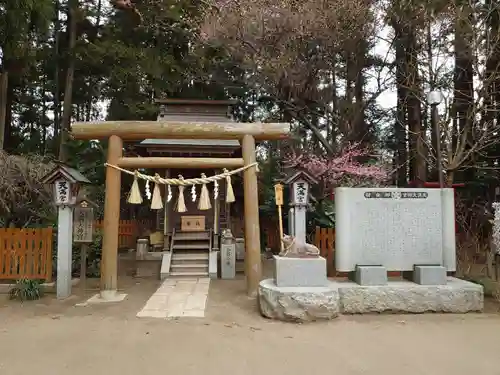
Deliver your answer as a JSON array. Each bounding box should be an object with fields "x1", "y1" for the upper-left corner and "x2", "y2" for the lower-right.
[{"x1": 221, "y1": 229, "x2": 236, "y2": 279}]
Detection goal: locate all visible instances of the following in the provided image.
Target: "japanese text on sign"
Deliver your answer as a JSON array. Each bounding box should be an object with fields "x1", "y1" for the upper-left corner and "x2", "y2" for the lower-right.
[
  {"x1": 55, "y1": 179, "x2": 71, "y2": 204},
  {"x1": 73, "y1": 207, "x2": 94, "y2": 243},
  {"x1": 293, "y1": 181, "x2": 309, "y2": 205},
  {"x1": 364, "y1": 191, "x2": 429, "y2": 199}
]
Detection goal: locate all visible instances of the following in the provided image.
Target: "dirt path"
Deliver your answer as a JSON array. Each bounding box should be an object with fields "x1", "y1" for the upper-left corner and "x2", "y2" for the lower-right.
[{"x1": 0, "y1": 277, "x2": 499, "y2": 375}]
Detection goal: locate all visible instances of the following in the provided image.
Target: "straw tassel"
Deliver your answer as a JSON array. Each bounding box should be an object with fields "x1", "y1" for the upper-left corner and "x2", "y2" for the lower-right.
[
  {"x1": 150, "y1": 174, "x2": 163, "y2": 210},
  {"x1": 224, "y1": 168, "x2": 235, "y2": 203},
  {"x1": 198, "y1": 174, "x2": 212, "y2": 210},
  {"x1": 127, "y1": 171, "x2": 143, "y2": 204},
  {"x1": 175, "y1": 176, "x2": 187, "y2": 213}
]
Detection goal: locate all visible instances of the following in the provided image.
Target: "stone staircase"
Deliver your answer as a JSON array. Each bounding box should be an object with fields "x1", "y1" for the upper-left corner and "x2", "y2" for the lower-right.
[{"x1": 166, "y1": 229, "x2": 212, "y2": 278}]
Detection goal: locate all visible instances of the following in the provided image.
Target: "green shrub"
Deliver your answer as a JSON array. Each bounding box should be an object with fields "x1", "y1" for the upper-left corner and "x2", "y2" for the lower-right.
[{"x1": 9, "y1": 278, "x2": 44, "y2": 301}]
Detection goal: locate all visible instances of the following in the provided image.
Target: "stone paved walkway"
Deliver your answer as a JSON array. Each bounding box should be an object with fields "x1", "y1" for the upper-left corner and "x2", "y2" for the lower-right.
[{"x1": 136, "y1": 278, "x2": 210, "y2": 318}]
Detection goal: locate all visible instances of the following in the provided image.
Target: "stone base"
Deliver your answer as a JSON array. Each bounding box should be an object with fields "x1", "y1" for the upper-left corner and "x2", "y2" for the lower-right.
[
  {"x1": 273, "y1": 255, "x2": 327, "y2": 287},
  {"x1": 337, "y1": 277, "x2": 483, "y2": 314},
  {"x1": 403, "y1": 265, "x2": 447, "y2": 285},
  {"x1": 209, "y1": 251, "x2": 218, "y2": 279},
  {"x1": 85, "y1": 291, "x2": 128, "y2": 304},
  {"x1": 160, "y1": 252, "x2": 172, "y2": 280},
  {"x1": 258, "y1": 278, "x2": 340, "y2": 322},
  {"x1": 351, "y1": 265, "x2": 387, "y2": 286}
]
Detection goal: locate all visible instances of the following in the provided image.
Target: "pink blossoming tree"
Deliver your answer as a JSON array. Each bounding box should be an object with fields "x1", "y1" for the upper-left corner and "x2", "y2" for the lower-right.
[{"x1": 285, "y1": 143, "x2": 389, "y2": 195}]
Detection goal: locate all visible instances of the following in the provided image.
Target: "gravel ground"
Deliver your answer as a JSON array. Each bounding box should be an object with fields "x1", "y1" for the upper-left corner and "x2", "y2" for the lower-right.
[{"x1": 0, "y1": 274, "x2": 499, "y2": 375}]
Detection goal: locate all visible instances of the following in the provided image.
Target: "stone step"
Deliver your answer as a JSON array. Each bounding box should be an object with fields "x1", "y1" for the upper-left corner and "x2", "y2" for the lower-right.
[
  {"x1": 172, "y1": 256, "x2": 209, "y2": 265},
  {"x1": 172, "y1": 252, "x2": 209, "y2": 260},
  {"x1": 171, "y1": 264, "x2": 209, "y2": 273},
  {"x1": 169, "y1": 271, "x2": 209, "y2": 278},
  {"x1": 173, "y1": 243, "x2": 210, "y2": 250},
  {"x1": 173, "y1": 232, "x2": 210, "y2": 241}
]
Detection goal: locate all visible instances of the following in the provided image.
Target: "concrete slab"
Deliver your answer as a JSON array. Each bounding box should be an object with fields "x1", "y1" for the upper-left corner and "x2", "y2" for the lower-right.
[{"x1": 137, "y1": 277, "x2": 210, "y2": 319}]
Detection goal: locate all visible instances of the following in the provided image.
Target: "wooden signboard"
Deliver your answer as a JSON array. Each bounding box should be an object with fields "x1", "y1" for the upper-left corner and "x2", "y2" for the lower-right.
[
  {"x1": 274, "y1": 183, "x2": 284, "y2": 206},
  {"x1": 181, "y1": 215, "x2": 206, "y2": 232},
  {"x1": 55, "y1": 179, "x2": 72, "y2": 205},
  {"x1": 292, "y1": 179, "x2": 309, "y2": 206},
  {"x1": 274, "y1": 183, "x2": 284, "y2": 252},
  {"x1": 73, "y1": 207, "x2": 94, "y2": 243}
]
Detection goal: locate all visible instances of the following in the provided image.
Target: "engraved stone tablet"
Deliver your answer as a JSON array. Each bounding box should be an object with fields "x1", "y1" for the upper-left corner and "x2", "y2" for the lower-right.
[{"x1": 335, "y1": 188, "x2": 456, "y2": 272}]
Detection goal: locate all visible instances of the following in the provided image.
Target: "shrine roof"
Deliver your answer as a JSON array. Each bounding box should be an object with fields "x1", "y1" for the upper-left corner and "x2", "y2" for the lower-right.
[{"x1": 41, "y1": 163, "x2": 91, "y2": 185}]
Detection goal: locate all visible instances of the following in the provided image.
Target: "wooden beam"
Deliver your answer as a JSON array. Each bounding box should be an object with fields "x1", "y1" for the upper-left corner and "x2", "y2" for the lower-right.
[
  {"x1": 100, "y1": 135, "x2": 122, "y2": 297},
  {"x1": 71, "y1": 121, "x2": 289, "y2": 140},
  {"x1": 116, "y1": 157, "x2": 245, "y2": 169},
  {"x1": 242, "y1": 134, "x2": 262, "y2": 297}
]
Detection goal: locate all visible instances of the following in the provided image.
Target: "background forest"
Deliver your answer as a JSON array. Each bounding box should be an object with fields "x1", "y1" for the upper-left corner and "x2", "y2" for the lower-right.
[{"x1": 1, "y1": 0, "x2": 500, "y2": 276}]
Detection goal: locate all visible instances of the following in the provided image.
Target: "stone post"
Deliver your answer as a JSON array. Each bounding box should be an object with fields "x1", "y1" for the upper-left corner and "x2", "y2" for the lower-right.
[
  {"x1": 221, "y1": 229, "x2": 236, "y2": 279},
  {"x1": 57, "y1": 205, "x2": 73, "y2": 299}
]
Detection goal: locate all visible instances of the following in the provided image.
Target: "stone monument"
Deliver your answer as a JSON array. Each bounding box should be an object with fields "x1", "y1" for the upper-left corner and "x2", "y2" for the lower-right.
[
  {"x1": 259, "y1": 173, "x2": 340, "y2": 322},
  {"x1": 332, "y1": 187, "x2": 483, "y2": 313}
]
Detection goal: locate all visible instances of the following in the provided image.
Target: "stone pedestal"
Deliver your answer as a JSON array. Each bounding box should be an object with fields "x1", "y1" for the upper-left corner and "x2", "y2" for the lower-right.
[
  {"x1": 274, "y1": 256, "x2": 327, "y2": 287},
  {"x1": 336, "y1": 278, "x2": 483, "y2": 313},
  {"x1": 259, "y1": 279, "x2": 340, "y2": 322},
  {"x1": 259, "y1": 256, "x2": 340, "y2": 322},
  {"x1": 351, "y1": 265, "x2": 387, "y2": 286},
  {"x1": 403, "y1": 265, "x2": 447, "y2": 285}
]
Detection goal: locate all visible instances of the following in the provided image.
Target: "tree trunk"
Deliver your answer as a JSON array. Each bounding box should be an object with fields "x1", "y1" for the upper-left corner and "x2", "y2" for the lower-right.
[
  {"x1": 59, "y1": 0, "x2": 78, "y2": 162},
  {"x1": 406, "y1": 28, "x2": 426, "y2": 186},
  {"x1": 41, "y1": 77, "x2": 48, "y2": 155},
  {"x1": 0, "y1": 72, "x2": 8, "y2": 150},
  {"x1": 353, "y1": 43, "x2": 368, "y2": 148},
  {"x1": 394, "y1": 25, "x2": 408, "y2": 187},
  {"x1": 53, "y1": 0, "x2": 61, "y2": 150},
  {"x1": 452, "y1": 0, "x2": 474, "y2": 181},
  {"x1": 427, "y1": 21, "x2": 439, "y2": 182}
]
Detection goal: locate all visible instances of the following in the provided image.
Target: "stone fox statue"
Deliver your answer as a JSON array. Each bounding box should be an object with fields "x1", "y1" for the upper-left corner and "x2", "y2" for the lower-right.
[{"x1": 279, "y1": 234, "x2": 320, "y2": 258}]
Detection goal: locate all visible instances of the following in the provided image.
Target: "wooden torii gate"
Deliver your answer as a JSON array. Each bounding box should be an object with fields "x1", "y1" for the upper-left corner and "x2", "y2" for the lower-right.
[{"x1": 71, "y1": 119, "x2": 290, "y2": 297}]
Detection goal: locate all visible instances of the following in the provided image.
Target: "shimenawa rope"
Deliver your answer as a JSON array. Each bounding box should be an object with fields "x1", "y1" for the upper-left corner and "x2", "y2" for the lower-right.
[{"x1": 104, "y1": 162, "x2": 258, "y2": 186}]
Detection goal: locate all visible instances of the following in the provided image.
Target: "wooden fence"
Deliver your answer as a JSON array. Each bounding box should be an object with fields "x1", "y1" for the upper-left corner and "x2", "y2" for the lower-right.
[
  {"x1": 93, "y1": 220, "x2": 153, "y2": 249},
  {"x1": 0, "y1": 228, "x2": 53, "y2": 281},
  {"x1": 314, "y1": 227, "x2": 335, "y2": 276}
]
